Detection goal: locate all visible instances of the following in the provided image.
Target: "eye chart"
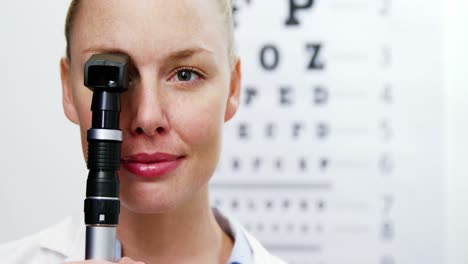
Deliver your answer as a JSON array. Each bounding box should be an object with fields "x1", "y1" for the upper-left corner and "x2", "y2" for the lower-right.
[{"x1": 210, "y1": 0, "x2": 444, "y2": 263}]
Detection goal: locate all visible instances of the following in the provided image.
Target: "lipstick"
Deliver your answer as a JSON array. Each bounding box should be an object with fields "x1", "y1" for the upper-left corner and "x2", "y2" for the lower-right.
[{"x1": 121, "y1": 152, "x2": 183, "y2": 179}]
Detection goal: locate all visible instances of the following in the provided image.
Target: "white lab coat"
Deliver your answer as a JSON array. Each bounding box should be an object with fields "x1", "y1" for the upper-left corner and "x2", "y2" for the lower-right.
[{"x1": 0, "y1": 209, "x2": 286, "y2": 264}]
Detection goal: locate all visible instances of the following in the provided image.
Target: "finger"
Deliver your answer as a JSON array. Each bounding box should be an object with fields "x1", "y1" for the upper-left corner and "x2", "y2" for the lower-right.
[
  {"x1": 118, "y1": 257, "x2": 145, "y2": 264},
  {"x1": 64, "y1": 261, "x2": 116, "y2": 264}
]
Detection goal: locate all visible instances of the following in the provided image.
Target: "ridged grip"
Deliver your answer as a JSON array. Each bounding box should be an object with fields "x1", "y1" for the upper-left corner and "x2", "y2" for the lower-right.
[{"x1": 87, "y1": 141, "x2": 121, "y2": 171}]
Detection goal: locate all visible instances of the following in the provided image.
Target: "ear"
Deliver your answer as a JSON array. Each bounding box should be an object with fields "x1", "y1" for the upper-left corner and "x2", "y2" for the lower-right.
[
  {"x1": 224, "y1": 57, "x2": 242, "y2": 122},
  {"x1": 60, "y1": 57, "x2": 79, "y2": 124}
]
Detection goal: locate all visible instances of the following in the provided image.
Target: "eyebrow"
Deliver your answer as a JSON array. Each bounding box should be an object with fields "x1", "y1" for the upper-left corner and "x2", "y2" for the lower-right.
[
  {"x1": 83, "y1": 46, "x2": 127, "y2": 56},
  {"x1": 166, "y1": 47, "x2": 214, "y2": 61},
  {"x1": 83, "y1": 46, "x2": 214, "y2": 62}
]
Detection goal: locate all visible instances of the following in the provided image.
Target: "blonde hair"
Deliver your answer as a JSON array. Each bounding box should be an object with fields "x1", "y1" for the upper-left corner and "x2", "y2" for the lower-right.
[{"x1": 64, "y1": 0, "x2": 235, "y2": 66}]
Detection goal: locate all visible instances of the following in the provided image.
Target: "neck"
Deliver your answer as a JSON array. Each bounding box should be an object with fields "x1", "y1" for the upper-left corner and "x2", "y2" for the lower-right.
[{"x1": 116, "y1": 185, "x2": 233, "y2": 264}]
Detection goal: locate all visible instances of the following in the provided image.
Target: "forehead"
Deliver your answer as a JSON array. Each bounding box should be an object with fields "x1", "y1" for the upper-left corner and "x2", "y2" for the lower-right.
[{"x1": 71, "y1": 0, "x2": 226, "y2": 65}]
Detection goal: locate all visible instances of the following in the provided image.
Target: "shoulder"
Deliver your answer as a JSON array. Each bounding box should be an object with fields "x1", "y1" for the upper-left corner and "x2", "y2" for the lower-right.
[
  {"x1": 0, "y1": 214, "x2": 84, "y2": 264},
  {"x1": 213, "y1": 207, "x2": 288, "y2": 264},
  {"x1": 241, "y1": 226, "x2": 288, "y2": 264}
]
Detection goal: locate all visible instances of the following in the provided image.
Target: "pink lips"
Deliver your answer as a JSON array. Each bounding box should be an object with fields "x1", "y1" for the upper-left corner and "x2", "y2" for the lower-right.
[{"x1": 121, "y1": 152, "x2": 183, "y2": 179}]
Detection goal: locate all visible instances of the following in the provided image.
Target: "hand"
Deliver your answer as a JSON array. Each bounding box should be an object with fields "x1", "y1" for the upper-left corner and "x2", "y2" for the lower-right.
[{"x1": 65, "y1": 257, "x2": 145, "y2": 264}]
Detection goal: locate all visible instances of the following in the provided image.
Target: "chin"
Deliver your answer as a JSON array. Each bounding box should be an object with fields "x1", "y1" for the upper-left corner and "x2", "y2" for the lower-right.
[
  {"x1": 117, "y1": 161, "x2": 214, "y2": 215},
  {"x1": 120, "y1": 191, "x2": 179, "y2": 214},
  {"x1": 119, "y1": 179, "x2": 193, "y2": 215}
]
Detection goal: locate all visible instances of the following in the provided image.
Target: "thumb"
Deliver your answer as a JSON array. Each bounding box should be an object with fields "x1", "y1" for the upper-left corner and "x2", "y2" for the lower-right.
[
  {"x1": 119, "y1": 257, "x2": 146, "y2": 264},
  {"x1": 64, "y1": 261, "x2": 115, "y2": 264}
]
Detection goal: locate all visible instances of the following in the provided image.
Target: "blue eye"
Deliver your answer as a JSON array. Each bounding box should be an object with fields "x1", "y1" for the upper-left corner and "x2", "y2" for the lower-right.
[
  {"x1": 176, "y1": 69, "x2": 200, "y2": 82},
  {"x1": 177, "y1": 70, "x2": 192, "y2": 81}
]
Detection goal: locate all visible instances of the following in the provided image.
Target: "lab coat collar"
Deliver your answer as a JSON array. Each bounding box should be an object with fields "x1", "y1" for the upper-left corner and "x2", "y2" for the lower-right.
[
  {"x1": 38, "y1": 213, "x2": 85, "y2": 261},
  {"x1": 39, "y1": 209, "x2": 285, "y2": 263}
]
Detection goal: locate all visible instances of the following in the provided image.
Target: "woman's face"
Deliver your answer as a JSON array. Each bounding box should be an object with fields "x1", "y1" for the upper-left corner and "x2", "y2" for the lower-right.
[{"x1": 61, "y1": 0, "x2": 240, "y2": 213}]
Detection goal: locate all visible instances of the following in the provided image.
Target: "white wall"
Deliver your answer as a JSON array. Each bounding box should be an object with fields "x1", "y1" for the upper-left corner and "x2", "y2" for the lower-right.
[
  {"x1": 0, "y1": 0, "x2": 86, "y2": 242},
  {"x1": 446, "y1": 0, "x2": 468, "y2": 263}
]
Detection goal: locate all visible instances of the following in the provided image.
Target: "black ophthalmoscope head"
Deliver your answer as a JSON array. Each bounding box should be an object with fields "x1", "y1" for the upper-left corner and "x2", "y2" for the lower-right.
[
  {"x1": 83, "y1": 53, "x2": 130, "y2": 230},
  {"x1": 83, "y1": 53, "x2": 130, "y2": 260},
  {"x1": 84, "y1": 53, "x2": 130, "y2": 129},
  {"x1": 84, "y1": 53, "x2": 130, "y2": 93}
]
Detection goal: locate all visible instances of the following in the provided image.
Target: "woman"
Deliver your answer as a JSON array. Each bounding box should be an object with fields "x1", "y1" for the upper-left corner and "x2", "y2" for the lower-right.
[{"x1": 0, "y1": 0, "x2": 286, "y2": 263}]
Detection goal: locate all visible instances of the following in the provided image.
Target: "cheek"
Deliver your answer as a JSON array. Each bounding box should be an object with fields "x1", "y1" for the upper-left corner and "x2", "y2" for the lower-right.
[
  {"x1": 172, "y1": 89, "x2": 227, "y2": 151},
  {"x1": 70, "y1": 70, "x2": 93, "y2": 125},
  {"x1": 70, "y1": 77, "x2": 94, "y2": 158},
  {"x1": 77, "y1": 102, "x2": 92, "y2": 159}
]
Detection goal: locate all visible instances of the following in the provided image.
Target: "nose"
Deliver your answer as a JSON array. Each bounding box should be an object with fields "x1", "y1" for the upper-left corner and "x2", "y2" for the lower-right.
[{"x1": 124, "y1": 75, "x2": 169, "y2": 137}]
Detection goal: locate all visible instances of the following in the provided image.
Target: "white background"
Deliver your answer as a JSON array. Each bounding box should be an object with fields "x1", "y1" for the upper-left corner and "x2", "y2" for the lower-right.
[
  {"x1": 0, "y1": 0, "x2": 467, "y2": 263},
  {"x1": 445, "y1": 0, "x2": 468, "y2": 263}
]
